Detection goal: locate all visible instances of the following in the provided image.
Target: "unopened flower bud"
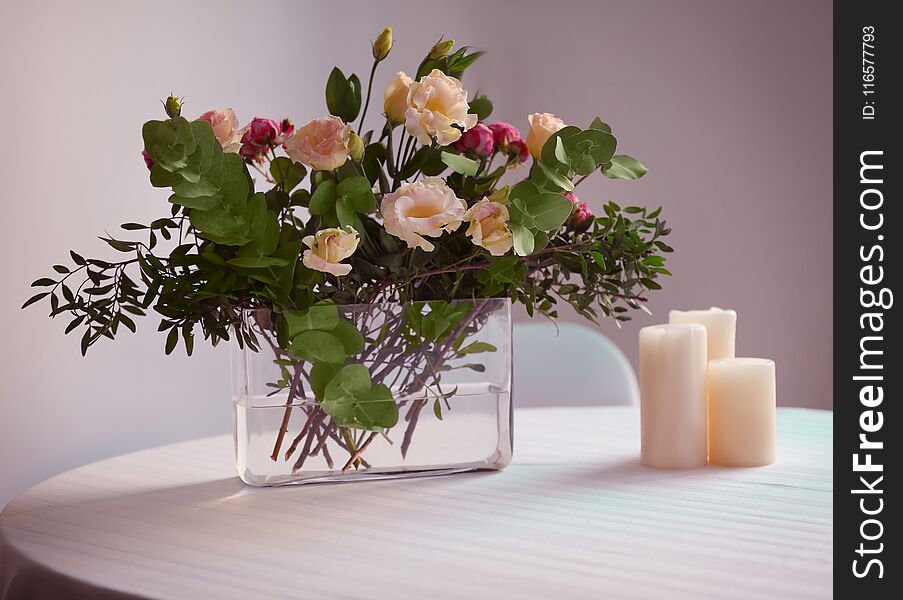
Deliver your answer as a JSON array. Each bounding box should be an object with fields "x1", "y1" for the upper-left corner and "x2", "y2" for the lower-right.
[
  {"x1": 348, "y1": 131, "x2": 365, "y2": 162},
  {"x1": 164, "y1": 94, "x2": 183, "y2": 118},
  {"x1": 428, "y1": 39, "x2": 455, "y2": 60},
  {"x1": 487, "y1": 185, "x2": 510, "y2": 204},
  {"x1": 372, "y1": 27, "x2": 393, "y2": 62}
]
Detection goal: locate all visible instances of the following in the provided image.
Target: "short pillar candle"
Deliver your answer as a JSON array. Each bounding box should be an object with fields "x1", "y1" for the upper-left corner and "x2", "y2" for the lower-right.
[
  {"x1": 707, "y1": 358, "x2": 776, "y2": 467},
  {"x1": 639, "y1": 324, "x2": 708, "y2": 468},
  {"x1": 669, "y1": 307, "x2": 737, "y2": 361}
]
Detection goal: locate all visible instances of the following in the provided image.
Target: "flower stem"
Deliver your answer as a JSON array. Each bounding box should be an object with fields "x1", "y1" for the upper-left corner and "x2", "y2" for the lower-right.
[{"x1": 357, "y1": 60, "x2": 379, "y2": 134}]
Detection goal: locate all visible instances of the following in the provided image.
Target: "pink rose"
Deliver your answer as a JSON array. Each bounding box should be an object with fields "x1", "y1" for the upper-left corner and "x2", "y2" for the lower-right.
[
  {"x1": 141, "y1": 149, "x2": 154, "y2": 171},
  {"x1": 197, "y1": 108, "x2": 241, "y2": 152},
  {"x1": 566, "y1": 192, "x2": 593, "y2": 231},
  {"x1": 239, "y1": 117, "x2": 280, "y2": 161},
  {"x1": 453, "y1": 123, "x2": 494, "y2": 157},
  {"x1": 284, "y1": 116, "x2": 351, "y2": 172},
  {"x1": 487, "y1": 122, "x2": 521, "y2": 146}
]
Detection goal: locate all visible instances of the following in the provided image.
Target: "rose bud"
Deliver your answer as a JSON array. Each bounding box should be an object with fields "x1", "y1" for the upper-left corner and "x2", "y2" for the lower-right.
[
  {"x1": 163, "y1": 94, "x2": 183, "y2": 118},
  {"x1": 510, "y1": 139, "x2": 529, "y2": 163},
  {"x1": 428, "y1": 39, "x2": 455, "y2": 60},
  {"x1": 526, "y1": 112, "x2": 566, "y2": 157},
  {"x1": 372, "y1": 26, "x2": 393, "y2": 62},
  {"x1": 141, "y1": 149, "x2": 154, "y2": 171},
  {"x1": 487, "y1": 122, "x2": 521, "y2": 147},
  {"x1": 453, "y1": 123, "x2": 494, "y2": 157},
  {"x1": 566, "y1": 192, "x2": 593, "y2": 231}
]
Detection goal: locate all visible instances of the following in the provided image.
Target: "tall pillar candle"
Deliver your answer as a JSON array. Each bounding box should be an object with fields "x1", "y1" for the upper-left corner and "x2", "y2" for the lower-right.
[
  {"x1": 639, "y1": 324, "x2": 708, "y2": 468},
  {"x1": 669, "y1": 307, "x2": 737, "y2": 361},
  {"x1": 707, "y1": 358, "x2": 776, "y2": 467}
]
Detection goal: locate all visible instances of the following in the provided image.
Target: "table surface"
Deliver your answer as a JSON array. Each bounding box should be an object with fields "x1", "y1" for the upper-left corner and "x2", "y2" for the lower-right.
[{"x1": 0, "y1": 406, "x2": 832, "y2": 600}]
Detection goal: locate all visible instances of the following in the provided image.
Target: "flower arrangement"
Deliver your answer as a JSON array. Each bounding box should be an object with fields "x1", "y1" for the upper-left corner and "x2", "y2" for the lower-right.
[{"x1": 24, "y1": 28, "x2": 671, "y2": 481}]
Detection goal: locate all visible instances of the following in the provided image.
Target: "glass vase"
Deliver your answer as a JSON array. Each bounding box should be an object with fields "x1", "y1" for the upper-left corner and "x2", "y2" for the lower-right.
[{"x1": 231, "y1": 298, "x2": 513, "y2": 486}]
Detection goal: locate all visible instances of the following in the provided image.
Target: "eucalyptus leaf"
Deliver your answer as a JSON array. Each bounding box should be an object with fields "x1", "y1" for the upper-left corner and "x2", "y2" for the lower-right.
[
  {"x1": 440, "y1": 151, "x2": 480, "y2": 176},
  {"x1": 603, "y1": 154, "x2": 649, "y2": 180},
  {"x1": 288, "y1": 330, "x2": 347, "y2": 364}
]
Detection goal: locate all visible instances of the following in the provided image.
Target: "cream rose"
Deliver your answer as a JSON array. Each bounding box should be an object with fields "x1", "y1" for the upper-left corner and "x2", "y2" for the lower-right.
[
  {"x1": 404, "y1": 69, "x2": 478, "y2": 146},
  {"x1": 284, "y1": 116, "x2": 351, "y2": 172},
  {"x1": 380, "y1": 177, "x2": 466, "y2": 251},
  {"x1": 383, "y1": 71, "x2": 413, "y2": 125},
  {"x1": 302, "y1": 226, "x2": 360, "y2": 276},
  {"x1": 463, "y1": 199, "x2": 513, "y2": 256},
  {"x1": 525, "y1": 112, "x2": 566, "y2": 158},
  {"x1": 197, "y1": 108, "x2": 241, "y2": 153}
]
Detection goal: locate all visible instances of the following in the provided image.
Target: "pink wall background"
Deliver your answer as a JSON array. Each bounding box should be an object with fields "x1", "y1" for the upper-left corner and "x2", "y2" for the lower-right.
[{"x1": 0, "y1": 0, "x2": 832, "y2": 507}]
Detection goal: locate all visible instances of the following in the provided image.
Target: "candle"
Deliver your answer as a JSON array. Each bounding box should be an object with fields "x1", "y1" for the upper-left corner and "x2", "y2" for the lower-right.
[
  {"x1": 639, "y1": 324, "x2": 708, "y2": 468},
  {"x1": 707, "y1": 358, "x2": 776, "y2": 467},
  {"x1": 669, "y1": 307, "x2": 737, "y2": 361}
]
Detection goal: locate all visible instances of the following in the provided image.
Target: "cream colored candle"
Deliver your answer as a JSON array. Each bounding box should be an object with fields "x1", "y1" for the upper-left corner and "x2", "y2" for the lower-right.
[
  {"x1": 639, "y1": 324, "x2": 708, "y2": 468},
  {"x1": 707, "y1": 358, "x2": 776, "y2": 467},
  {"x1": 669, "y1": 307, "x2": 737, "y2": 361}
]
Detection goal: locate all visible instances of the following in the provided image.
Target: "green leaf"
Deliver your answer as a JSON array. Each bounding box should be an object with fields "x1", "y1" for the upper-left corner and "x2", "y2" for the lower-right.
[
  {"x1": 457, "y1": 341, "x2": 497, "y2": 355},
  {"x1": 562, "y1": 129, "x2": 617, "y2": 175},
  {"x1": 536, "y1": 161, "x2": 575, "y2": 192},
  {"x1": 309, "y1": 179, "x2": 337, "y2": 215},
  {"x1": 603, "y1": 154, "x2": 648, "y2": 180},
  {"x1": 589, "y1": 117, "x2": 612, "y2": 133},
  {"x1": 336, "y1": 197, "x2": 355, "y2": 227},
  {"x1": 169, "y1": 195, "x2": 220, "y2": 210},
  {"x1": 321, "y1": 364, "x2": 398, "y2": 431},
  {"x1": 511, "y1": 224, "x2": 535, "y2": 256},
  {"x1": 164, "y1": 327, "x2": 179, "y2": 355},
  {"x1": 325, "y1": 67, "x2": 361, "y2": 123},
  {"x1": 288, "y1": 330, "x2": 347, "y2": 363},
  {"x1": 310, "y1": 361, "x2": 341, "y2": 400},
  {"x1": 331, "y1": 319, "x2": 365, "y2": 355},
  {"x1": 513, "y1": 192, "x2": 573, "y2": 231},
  {"x1": 469, "y1": 95, "x2": 493, "y2": 121},
  {"x1": 284, "y1": 304, "x2": 340, "y2": 337},
  {"x1": 270, "y1": 157, "x2": 307, "y2": 191},
  {"x1": 226, "y1": 256, "x2": 290, "y2": 268},
  {"x1": 440, "y1": 151, "x2": 480, "y2": 176},
  {"x1": 337, "y1": 175, "x2": 376, "y2": 212},
  {"x1": 31, "y1": 278, "x2": 56, "y2": 287},
  {"x1": 21, "y1": 292, "x2": 50, "y2": 308}
]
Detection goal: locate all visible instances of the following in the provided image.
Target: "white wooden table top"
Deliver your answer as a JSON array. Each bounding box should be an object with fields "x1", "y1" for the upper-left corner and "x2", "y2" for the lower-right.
[{"x1": 0, "y1": 406, "x2": 832, "y2": 600}]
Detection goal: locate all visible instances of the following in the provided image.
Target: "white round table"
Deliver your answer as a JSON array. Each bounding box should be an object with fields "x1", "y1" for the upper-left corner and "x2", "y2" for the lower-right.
[{"x1": 0, "y1": 407, "x2": 832, "y2": 600}]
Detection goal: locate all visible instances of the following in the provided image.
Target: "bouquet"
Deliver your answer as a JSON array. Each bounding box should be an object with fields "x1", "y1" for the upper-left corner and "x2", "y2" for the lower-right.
[{"x1": 25, "y1": 28, "x2": 671, "y2": 480}]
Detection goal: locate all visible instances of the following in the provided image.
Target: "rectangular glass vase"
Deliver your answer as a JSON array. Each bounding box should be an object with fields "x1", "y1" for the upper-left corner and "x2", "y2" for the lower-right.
[{"x1": 231, "y1": 298, "x2": 512, "y2": 486}]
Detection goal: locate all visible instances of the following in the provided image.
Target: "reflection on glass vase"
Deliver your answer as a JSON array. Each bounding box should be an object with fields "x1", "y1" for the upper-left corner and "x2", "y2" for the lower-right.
[{"x1": 231, "y1": 298, "x2": 513, "y2": 486}]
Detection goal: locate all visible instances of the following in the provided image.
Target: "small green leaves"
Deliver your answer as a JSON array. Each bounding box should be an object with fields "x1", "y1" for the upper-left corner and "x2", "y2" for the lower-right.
[
  {"x1": 440, "y1": 151, "x2": 480, "y2": 176},
  {"x1": 325, "y1": 67, "x2": 362, "y2": 123},
  {"x1": 603, "y1": 155, "x2": 649, "y2": 180}
]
